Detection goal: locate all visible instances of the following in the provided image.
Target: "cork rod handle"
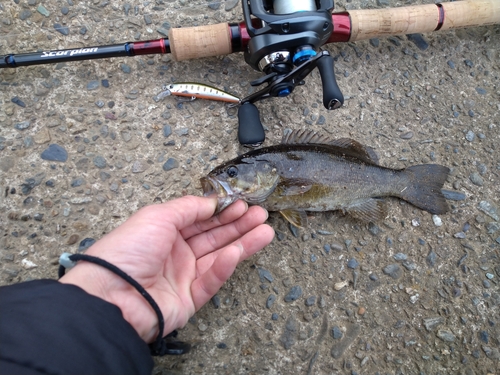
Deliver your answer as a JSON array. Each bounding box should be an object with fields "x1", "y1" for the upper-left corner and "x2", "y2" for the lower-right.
[
  {"x1": 348, "y1": 0, "x2": 500, "y2": 42},
  {"x1": 169, "y1": 23, "x2": 232, "y2": 62}
]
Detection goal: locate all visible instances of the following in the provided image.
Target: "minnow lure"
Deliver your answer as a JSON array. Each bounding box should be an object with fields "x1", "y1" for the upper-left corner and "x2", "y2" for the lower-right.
[{"x1": 154, "y1": 82, "x2": 241, "y2": 104}]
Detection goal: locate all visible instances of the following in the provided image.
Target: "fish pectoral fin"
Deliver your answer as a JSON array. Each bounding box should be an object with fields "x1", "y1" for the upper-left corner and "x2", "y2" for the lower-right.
[
  {"x1": 345, "y1": 198, "x2": 388, "y2": 222},
  {"x1": 278, "y1": 179, "x2": 313, "y2": 196},
  {"x1": 280, "y1": 209, "x2": 308, "y2": 228}
]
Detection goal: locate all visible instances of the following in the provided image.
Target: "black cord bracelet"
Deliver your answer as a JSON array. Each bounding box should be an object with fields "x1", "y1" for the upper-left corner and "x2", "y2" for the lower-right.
[{"x1": 58, "y1": 253, "x2": 191, "y2": 356}]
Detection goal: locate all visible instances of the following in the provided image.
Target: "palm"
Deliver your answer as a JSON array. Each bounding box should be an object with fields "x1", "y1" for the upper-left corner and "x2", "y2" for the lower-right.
[{"x1": 75, "y1": 196, "x2": 274, "y2": 340}]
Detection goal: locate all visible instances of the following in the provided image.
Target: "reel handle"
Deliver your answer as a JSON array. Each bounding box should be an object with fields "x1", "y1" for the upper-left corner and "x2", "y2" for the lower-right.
[
  {"x1": 316, "y1": 54, "x2": 344, "y2": 110},
  {"x1": 238, "y1": 103, "x2": 266, "y2": 147}
]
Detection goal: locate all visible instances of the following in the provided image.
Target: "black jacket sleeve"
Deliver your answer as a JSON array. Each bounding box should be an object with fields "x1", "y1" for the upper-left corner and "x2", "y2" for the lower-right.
[{"x1": 0, "y1": 279, "x2": 154, "y2": 375}]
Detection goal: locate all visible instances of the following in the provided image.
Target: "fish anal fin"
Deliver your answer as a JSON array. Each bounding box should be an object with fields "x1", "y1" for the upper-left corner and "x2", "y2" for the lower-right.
[
  {"x1": 345, "y1": 198, "x2": 388, "y2": 222},
  {"x1": 280, "y1": 209, "x2": 308, "y2": 228}
]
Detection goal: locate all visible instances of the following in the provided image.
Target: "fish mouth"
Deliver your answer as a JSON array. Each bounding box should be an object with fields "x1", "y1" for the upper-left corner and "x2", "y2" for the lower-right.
[{"x1": 200, "y1": 176, "x2": 237, "y2": 213}]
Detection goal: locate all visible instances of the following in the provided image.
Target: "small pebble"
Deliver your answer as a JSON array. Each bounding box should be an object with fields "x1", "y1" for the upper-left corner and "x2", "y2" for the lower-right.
[
  {"x1": 323, "y1": 244, "x2": 331, "y2": 254},
  {"x1": 19, "y1": 10, "x2": 32, "y2": 20},
  {"x1": 407, "y1": 33, "x2": 428, "y2": 50},
  {"x1": 305, "y1": 296, "x2": 316, "y2": 306},
  {"x1": 36, "y1": 5, "x2": 50, "y2": 17},
  {"x1": 284, "y1": 285, "x2": 302, "y2": 302},
  {"x1": 162, "y1": 158, "x2": 179, "y2": 171},
  {"x1": 41, "y1": 144, "x2": 68, "y2": 162},
  {"x1": 121, "y1": 64, "x2": 131, "y2": 73},
  {"x1": 87, "y1": 81, "x2": 99, "y2": 90},
  {"x1": 383, "y1": 264, "x2": 402, "y2": 279},
  {"x1": 437, "y1": 329, "x2": 456, "y2": 342},
  {"x1": 332, "y1": 326, "x2": 342, "y2": 339},
  {"x1": 78, "y1": 238, "x2": 96, "y2": 251},
  {"x1": 347, "y1": 258, "x2": 359, "y2": 269},
  {"x1": 465, "y1": 130, "x2": 475, "y2": 142},
  {"x1": 53, "y1": 23, "x2": 69, "y2": 35},
  {"x1": 93, "y1": 156, "x2": 107, "y2": 169},
  {"x1": 369, "y1": 38, "x2": 380, "y2": 47},
  {"x1": 266, "y1": 294, "x2": 276, "y2": 309},
  {"x1": 15, "y1": 121, "x2": 30, "y2": 130},
  {"x1": 426, "y1": 251, "x2": 437, "y2": 267},
  {"x1": 211, "y1": 295, "x2": 220, "y2": 309},
  {"x1": 441, "y1": 190, "x2": 466, "y2": 201},
  {"x1": 432, "y1": 215, "x2": 443, "y2": 226},
  {"x1": 334, "y1": 281, "x2": 348, "y2": 290},
  {"x1": 393, "y1": 253, "x2": 407, "y2": 261},
  {"x1": 162, "y1": 125, "x2": 172, "y2": 137},
  {"x1": 11, "y1": 97, "x2": 26, "y2": 107}
]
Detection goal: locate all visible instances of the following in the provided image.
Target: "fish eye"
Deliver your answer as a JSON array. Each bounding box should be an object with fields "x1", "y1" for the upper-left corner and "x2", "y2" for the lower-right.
[{"x1": 226, "y1": 166, "x2": 238, "y2": 178}]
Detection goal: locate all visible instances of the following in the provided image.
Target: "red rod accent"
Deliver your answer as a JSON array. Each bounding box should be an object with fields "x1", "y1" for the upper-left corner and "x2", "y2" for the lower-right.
[
  {"x1": 238, "y1": 18, "x2": 264, "y2": 51},
  {"x1": 328, "y1": 13, "x2": 352, "y2": 43},
  {"x1": 239, "y1": 20, "x2": 251, "y2": 51},
  {"x1": 435, "y1": 4, "x2": 445, "y2": 31},
  {"x1": 130, "y1": 39, "x2": 169, "y2": 55}
]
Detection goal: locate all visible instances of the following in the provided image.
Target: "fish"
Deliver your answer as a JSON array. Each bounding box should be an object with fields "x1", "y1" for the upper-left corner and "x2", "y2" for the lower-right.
[
  {"x1": 200, "y1": 129, "x2": 450, "y2": 227},
  {"x1": 153, "y1": 82, "x2": 241, "y2": 103}
]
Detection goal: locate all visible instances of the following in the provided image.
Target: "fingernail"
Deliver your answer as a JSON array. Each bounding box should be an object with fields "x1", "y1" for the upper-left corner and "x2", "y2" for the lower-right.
[
  {"x1": 236, "y1": 243, "x2": 244, "y2": 255},
  {"x1": 242, "y1": 200, "x2": 249, "y2": 212}
]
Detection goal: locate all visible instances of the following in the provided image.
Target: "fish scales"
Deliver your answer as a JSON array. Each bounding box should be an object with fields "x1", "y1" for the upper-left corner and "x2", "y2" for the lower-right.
[
  {"x1": 248, "y1": 144, "x2": 405, "y2": 212},
  {"x1": 201, "y1": 130, "x2": 450, "y2": 227}
]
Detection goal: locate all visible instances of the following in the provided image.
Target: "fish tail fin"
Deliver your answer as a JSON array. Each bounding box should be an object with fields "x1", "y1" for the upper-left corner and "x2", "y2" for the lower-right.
[{"x1": 399, "y1": 164, "x2": 450, "y2": 214}]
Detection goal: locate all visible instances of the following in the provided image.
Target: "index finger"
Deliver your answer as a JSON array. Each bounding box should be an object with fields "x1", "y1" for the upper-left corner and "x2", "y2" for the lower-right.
[
  {"x1": 160, "y1": 195, "x2": 218, "y2": 230},
  {"x1": 180, "y1": 200, "x2": 248, "y2": 240}
]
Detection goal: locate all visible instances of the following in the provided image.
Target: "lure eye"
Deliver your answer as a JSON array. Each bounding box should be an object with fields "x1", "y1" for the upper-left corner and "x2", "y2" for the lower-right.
[{"x1": 227, "y1": 166, "x2": 238, "y2": 178}]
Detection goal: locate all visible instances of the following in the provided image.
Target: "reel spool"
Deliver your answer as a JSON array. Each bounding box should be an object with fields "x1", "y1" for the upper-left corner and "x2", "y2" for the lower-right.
[{"x1": 273, "y1": 0, "x2": 316, "y2": 14}]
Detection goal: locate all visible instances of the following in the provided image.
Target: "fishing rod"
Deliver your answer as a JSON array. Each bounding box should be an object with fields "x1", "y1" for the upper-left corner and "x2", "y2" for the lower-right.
[{"x1": 2, "y1": 0, "x2": 499, "y2": 147}]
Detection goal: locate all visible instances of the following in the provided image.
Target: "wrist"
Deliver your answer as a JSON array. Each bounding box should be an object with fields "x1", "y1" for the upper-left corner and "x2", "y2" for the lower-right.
[{"x1": 59, "y1": 261, "x2": 158, "y2": 343}]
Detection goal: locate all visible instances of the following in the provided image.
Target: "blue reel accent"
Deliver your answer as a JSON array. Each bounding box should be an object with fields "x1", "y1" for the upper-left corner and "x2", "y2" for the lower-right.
[
  {"x1": 293, "y1": 49, "x2": 317, "y2": 65},
  {"x1": 278, "y1": 88, "x2": 291, "y2": 97}
]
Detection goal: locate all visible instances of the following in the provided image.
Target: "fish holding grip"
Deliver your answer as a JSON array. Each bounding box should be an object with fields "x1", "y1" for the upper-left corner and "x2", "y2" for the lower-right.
[{"x1": 237, "y1": 0, "x2": 344, "y2": 147}]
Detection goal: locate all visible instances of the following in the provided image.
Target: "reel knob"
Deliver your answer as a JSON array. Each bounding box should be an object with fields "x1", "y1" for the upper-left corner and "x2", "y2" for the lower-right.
[
  {"x1": 316, "y1": 54, "x2": 344, "y2": 110},
  {"x1": 238, "y1": 102, "x2": 265, "y2": 147}
]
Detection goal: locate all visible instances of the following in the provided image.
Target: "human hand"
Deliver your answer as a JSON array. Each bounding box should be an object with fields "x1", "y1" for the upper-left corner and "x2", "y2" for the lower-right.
[{"x1": 59, "y1": 196, "x2": 274, "y2": 343}]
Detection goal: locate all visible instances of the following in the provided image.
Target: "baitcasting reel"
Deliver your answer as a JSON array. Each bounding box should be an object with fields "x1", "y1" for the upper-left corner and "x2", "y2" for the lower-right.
[{"x1": 238, "y1": 0, "x2": 344, "y2": 146}]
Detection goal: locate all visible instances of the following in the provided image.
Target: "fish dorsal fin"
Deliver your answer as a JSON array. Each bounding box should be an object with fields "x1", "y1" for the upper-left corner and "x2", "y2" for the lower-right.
[
  {"x1": 282, "y1": 129, "x2": 332, "y2": 145},
  {"x1": 281, "y1": 129, "x2": 379, "y2": 165},
  {"x1": 280, "y1": 209, "x2": 308, "y2": 228}
]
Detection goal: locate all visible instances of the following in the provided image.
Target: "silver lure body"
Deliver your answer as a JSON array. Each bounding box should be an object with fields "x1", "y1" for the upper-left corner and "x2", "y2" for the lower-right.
[{"x1": 154, "y1": 82, "x2": 241, "y2": 103}]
